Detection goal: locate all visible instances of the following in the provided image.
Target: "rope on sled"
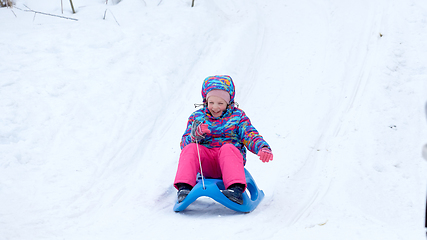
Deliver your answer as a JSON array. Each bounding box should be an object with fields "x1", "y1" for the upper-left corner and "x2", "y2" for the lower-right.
[{"x1": 195, "y1": 138, "x2": 206, "y2": 190}]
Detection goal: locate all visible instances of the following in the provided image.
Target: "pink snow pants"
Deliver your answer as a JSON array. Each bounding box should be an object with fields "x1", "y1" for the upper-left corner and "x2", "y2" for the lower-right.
[{"x1": 174, "y1": 143, "x2": 246, "y2": 190}]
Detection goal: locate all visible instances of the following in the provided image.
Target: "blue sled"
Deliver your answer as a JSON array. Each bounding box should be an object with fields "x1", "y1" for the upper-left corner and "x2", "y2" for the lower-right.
[{"x1": 173, "y1": 168, "x2": 264, "y2": 213}]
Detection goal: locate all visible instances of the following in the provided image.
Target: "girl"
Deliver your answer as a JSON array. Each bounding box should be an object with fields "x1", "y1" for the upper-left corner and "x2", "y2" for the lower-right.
[{"x1": 174, "y1": 75, "x2": 273, "y2": 205}]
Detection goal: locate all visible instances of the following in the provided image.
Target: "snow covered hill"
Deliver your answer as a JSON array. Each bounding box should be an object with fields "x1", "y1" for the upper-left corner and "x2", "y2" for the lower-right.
[{"x1": 1, "y1": 0, "x2": 427, "y2": 239}]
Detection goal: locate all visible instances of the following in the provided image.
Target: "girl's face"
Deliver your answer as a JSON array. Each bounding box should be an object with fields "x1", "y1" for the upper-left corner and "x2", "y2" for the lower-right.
[{"x1": 207, "y1": 95, "x2": 228, "y2": 118}]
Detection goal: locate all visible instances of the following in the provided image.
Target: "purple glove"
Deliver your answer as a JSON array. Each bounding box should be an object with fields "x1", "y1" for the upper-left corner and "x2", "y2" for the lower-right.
[{"x1": 257, "y1": 148, "x2": 273, "y2": 163}]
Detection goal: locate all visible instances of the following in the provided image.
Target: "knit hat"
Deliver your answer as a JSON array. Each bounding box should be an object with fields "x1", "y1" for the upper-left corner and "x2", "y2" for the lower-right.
[
  {"x1": 201, "y1": 75, "x2": 235, "y2": 104},
  {"x1": 206, "y1": 89, "x2": 231, "y2": 104}
]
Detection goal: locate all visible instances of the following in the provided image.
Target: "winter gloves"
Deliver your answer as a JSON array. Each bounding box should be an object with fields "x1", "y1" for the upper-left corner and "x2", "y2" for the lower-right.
[
  {"x1": 190, "y1": 122, "x2": 211, "y2": 141},
  {"x1": 195, "y1": 124, "x2": 211, "y2": 137},
  {"x1": 191, "y1": 121, "x2": 273, "y2": 163},
  {"x1": 258, "y1": 147, "x2": 273, "y2": 163}
]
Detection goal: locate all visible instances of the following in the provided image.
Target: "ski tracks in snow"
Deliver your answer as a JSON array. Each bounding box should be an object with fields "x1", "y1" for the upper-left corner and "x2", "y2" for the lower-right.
[{"x1": 262, "y1": 0, "x2": 391, "y2": 228}]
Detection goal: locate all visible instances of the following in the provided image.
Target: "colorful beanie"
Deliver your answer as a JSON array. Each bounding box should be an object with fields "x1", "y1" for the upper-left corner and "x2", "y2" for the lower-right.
[{"x1": 201, "y1": 75, "x2": 235, "y2": 104}]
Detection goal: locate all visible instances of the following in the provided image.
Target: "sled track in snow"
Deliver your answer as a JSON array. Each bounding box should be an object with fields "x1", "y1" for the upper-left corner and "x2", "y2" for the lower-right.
[{"x1": 282, "y1": 1, "x2": 384, "y2": 226}]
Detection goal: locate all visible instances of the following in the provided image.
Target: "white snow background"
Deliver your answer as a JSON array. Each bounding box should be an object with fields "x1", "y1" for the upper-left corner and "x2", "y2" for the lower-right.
[{"x1": 1, "y1": 0, "x2": 427, "y2": 239}]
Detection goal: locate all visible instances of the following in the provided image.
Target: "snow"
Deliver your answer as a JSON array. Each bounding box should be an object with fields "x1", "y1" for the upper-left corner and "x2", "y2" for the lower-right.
[{"x1": 1, "y1": 0, "x2": 427, "y2": 239}]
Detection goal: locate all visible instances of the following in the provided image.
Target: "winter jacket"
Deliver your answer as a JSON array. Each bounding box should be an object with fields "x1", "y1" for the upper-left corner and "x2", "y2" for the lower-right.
[{"x1": 180, "y1": 75, "x2": 271, "y2": 164}]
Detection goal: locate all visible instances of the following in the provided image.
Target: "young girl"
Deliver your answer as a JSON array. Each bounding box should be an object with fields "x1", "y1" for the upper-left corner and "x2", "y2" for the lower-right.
[{"x1": 174, "y1": 75, "x2": 273, "y2": 205}]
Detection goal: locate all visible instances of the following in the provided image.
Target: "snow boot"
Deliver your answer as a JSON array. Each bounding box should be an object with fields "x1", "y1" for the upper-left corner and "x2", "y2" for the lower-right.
[
  {"x1": 221, "y1": 183, "x2": 245, "y2": 205},
  {"x1": 176, "y1": 183, "x2": 192, "y2": 203}
]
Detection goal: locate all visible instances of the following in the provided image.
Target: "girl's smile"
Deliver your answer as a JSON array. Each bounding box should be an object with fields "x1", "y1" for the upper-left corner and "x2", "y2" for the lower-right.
[{"x1": 207, "y1": 95, "x2": 227, "y2": 118}]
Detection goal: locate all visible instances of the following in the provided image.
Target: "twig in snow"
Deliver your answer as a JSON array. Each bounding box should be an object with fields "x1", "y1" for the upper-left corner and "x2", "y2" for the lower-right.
[
  {"x1": 69, "y1": 0, "x2": 75, "y2": 14},
  {"x1": 4, "y1": 0, "x2": 17, "y2": 17},
  {"x1": 191, "y1": 0, "x2": 195, "y2": 7},
  {"x1": 9, "y1": 8, "x2": 17, "y2": 17},
  {"x1": 16, "y1": 5, "x2": 78, "y2": 21},
  {"x1": 103, "y1": 9, "x2": 120, "y2": 26},
  {"x1": 104, "y1": 0, "x2": 120, "y2": 26}
]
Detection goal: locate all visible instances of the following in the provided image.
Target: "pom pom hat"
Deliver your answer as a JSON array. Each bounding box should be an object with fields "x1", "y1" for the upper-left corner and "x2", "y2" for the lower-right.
[{"x1": 201, "y1": 75, "x2": 235, "y2": 104}]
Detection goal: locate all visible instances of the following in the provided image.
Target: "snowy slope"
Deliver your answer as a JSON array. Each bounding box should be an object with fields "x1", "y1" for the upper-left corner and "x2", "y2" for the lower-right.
[{"x1": 1, "y1": 0, "x2": 427, "y2": 239}]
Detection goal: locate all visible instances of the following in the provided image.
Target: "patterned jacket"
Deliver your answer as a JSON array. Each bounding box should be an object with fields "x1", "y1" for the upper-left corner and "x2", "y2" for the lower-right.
[{"x1": 180, "y1": 75, "x2": 271, "y2": 164}]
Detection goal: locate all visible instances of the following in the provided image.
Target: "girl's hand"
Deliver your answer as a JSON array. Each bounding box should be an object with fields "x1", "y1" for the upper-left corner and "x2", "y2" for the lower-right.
[
  {"x1": 195, "y1": 124, "x2": 211, "y2": 137},
  {"x1": 258, "y1": 147, "x2": 273, "y2": 163},
  {"x1": 190, "y1": 121, "x2": 211, "y2": 141}
]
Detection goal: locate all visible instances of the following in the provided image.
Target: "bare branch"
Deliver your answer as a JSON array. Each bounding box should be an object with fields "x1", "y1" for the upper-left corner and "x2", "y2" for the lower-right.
[
  {"x1": 103, "y1": 9, "x2": 120, "y2": 26},
  {"x1": 10, "y1": 7, "x2": 17, "y2": 17},
  {"x1": 69, "y1": 0, "x2": 75, "y2": 14},
  {"x1": 15, "y1": 5, "x2": 78, "y2": 21}
]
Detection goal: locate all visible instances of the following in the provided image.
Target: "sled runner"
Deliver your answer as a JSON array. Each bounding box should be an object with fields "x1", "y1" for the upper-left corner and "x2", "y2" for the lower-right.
[{"x1": 173, "y1": 168, "x2": 264, "y2": 213}]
